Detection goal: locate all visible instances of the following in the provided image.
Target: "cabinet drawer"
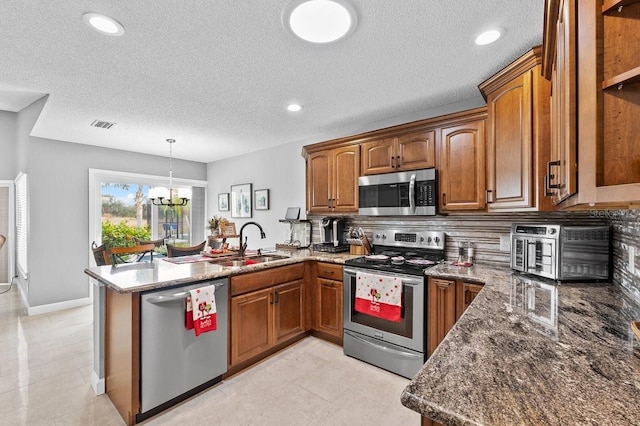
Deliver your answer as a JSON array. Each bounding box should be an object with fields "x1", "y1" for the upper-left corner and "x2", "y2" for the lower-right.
[
  {"x1": 316, "y1": 262, "x2": 343, "y2": 280},
  {"x1": 231, "y1": 263, "x2": 305, "y2": 296}
]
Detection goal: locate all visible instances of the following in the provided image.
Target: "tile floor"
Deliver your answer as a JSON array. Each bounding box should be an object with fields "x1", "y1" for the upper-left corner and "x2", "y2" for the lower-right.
[{"x1": 0, "y1": 284, "x2": 420, "y2": 425}]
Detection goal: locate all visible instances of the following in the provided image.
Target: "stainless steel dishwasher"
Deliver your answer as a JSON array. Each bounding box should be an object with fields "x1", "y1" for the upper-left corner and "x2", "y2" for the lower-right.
[{"x1": 139, "y1": 278, "x2": 228, "y2": 420}]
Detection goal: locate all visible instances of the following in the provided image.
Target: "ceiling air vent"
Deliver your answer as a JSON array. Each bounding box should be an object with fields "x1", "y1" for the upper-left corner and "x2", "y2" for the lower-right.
[{"x1": 91, "y1": 119, "x2": 116, "y2": 129}]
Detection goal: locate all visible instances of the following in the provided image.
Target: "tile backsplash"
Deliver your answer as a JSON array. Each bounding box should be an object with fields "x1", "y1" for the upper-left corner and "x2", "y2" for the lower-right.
[
  {"x1": 607, "y1": 208, "x2": 640, "y2": 301},
  {"x1": 309, "y1": 208, "x2": 640, "y2": 302}
]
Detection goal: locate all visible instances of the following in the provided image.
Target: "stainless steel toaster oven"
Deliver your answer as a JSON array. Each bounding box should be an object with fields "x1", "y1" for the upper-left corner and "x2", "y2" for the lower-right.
[{"x1": 510, "y1": 224, "x2": 610, "y2": 281}]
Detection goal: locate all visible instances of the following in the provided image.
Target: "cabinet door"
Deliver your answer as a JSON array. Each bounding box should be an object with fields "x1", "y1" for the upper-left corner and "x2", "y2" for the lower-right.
[
  {"x1": 549, "y1": 0, "x2": 577, "y2": 204},
  {"x1": 230, "y1": 287, "x2": 273, "y2": 366},
  {"x1": 486, "y1": 71, "x2": 533, "y2": 210},
  {"x1": 273, "y1": 280, "x2": 305, "y2": 345},
  {"x1": 455, "y1": 281, "x2": 484, "y2": 321},
  {"x1": 306, "y1": 150, "x2": 332, "y2": 213},
  {"x1": 427, "y1": 278, "x2": 457, "y2": 356},
  {"x1": 316, "y1": 278, "x2": 343, "y2": 338},
  {"x1": 332, "y1": 145, "x2": 360, "y2": 212},
  {"x1": 397, "y1": 129, "x2": 436, "y2": 171},
  {"x1": 439, "y1": 120, "x2": 486, "y2": 211},
  {"x1": 360, "y1": 138, "x2": 395, "y2": 175}
]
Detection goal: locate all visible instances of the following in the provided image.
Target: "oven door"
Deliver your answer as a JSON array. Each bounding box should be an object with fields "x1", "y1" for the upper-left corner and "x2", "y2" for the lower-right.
[
  {"x1": 511, "y1": 236, "x2": 557, "y2": 280},
  {"x1": 343, "y1": 267, "x2": 425, "y2": 352}
]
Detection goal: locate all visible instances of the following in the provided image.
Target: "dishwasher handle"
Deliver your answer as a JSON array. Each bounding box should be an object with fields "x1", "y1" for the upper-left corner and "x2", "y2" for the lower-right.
[{"x1": 145, "y1": 282, "x2": 225, "y2": 305}]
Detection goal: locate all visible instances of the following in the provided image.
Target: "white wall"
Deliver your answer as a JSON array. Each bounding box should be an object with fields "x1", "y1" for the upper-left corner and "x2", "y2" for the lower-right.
[
  {"x1": 207, "y1": 140, "x2": 307, "y2": 250},
  {"x1": 0, "y1": 110, "x2": 17, "y2": 179},
  {"x1": 3, "y1": 98, "x2": 208, "y2": 310}
]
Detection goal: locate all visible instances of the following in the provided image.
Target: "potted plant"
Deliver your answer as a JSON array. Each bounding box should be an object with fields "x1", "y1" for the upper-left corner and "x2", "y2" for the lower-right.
[{"x1": 208, "y1": 216, "x2": 222, "y2": 236}]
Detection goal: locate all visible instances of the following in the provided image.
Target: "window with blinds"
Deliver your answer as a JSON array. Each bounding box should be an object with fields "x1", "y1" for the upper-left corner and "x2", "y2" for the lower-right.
[{"x1": 15, "y1": 173, "x2": 28, "y2": 279}]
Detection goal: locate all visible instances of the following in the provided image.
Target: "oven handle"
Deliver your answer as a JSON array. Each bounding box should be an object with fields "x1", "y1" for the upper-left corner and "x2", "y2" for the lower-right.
[
  {"x1": 344, "y1": 330, "x2": 423, "y2": 358},
  {"x1": 343, "y1": 267, "x2": 424, "y2": 286}
]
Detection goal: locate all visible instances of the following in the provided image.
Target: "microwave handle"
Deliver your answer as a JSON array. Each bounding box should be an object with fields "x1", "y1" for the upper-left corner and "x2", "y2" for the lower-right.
[{"x1": 409, "y1": 173, "x2": 416, "y2": 213}]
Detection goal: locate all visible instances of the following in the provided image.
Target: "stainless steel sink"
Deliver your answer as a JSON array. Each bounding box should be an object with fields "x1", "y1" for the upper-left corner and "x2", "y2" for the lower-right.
[{"x1": 210, "y1": 254, "x2": 289, "y2": 268}]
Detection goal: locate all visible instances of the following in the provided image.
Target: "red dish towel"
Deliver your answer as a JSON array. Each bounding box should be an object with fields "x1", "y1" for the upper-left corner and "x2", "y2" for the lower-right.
[
  {"x1": 187, "y1": 285, "x2": 218, "y2": 336},
  {"x1": 185, "y1": 296, "x2": 194, "y2": 330},
  {"x1": 354, "y1": 271, "x2": 402, "y2": 322}
]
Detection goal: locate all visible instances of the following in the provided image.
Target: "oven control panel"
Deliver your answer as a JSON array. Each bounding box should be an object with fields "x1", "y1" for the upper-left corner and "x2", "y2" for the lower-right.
[{"x1": 371, "y1": 229, "x2": 445, "y2": 250}]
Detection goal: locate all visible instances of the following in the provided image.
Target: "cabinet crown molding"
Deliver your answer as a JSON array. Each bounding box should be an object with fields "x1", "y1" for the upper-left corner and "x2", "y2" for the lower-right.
[
  {"x1": 478, "y1": 46, "x2": 543, "y2": 100},
  {"x1": 302, "y1": 107, "x2": 487, "y2": 157}
]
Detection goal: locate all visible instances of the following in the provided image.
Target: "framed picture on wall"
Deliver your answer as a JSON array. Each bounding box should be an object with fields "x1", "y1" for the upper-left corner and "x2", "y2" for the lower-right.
[
  {"x1": 254, "y1": 189, "x2": 269, "y2": 210},
  {"x1": 218, "y1": 193, "x2": 229, "y2": 211},
  {"x1": 231, "y1": 183, "x2": 252, "y2": 218}
]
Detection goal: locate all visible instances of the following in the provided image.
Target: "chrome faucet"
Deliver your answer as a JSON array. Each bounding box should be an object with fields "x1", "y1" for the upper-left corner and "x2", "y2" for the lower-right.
[{"x1": 238, "y1": 221, "x2": 266, "y2": 257}]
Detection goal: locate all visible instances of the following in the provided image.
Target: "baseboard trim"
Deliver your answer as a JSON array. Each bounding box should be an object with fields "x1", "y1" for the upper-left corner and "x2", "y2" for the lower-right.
[
  {"x1": 91, "y1": 370, "x2": 105, "y2": 395},
  {"x1": 27, "y1": 296, "x2": 92, "y2": 316}
]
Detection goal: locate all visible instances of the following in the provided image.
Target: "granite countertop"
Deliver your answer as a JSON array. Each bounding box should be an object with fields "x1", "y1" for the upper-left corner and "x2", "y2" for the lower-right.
[
  {"x1": 401, "y1": 263, "x2": 640, "y2": 425},
  {"x1": 84, "y1": 249, "x2": 358, "y2": 293}
]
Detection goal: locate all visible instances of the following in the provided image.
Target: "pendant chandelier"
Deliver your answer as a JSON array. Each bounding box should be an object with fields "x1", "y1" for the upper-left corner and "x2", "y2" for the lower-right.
[{"x1": 149, "y1": 139, "x2": 190, "y2": 207}]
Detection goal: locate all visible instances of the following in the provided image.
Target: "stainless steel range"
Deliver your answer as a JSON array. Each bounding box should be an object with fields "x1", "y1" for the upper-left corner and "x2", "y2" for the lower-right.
[{"x1": 343, "y1": 229, "x2": 445, "y2": 378}]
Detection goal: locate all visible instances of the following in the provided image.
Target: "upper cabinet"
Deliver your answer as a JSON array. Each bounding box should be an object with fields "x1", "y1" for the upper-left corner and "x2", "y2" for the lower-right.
[
  {"x1": 360, "y1": 129, "x2": 435, "y2": 175},
  {"x1": 544, "y1": 0, "x2": 578, "y2": 205},
  {"x1": 543, "y1": 0, "x2": 640, "y2": 208},
  {"x1": 479, "y1": 46, "x2": 554, "y2": 212},
  {"x1": 305, "y1": 145, "x2": 360, "y2": 214},
  {"x1": 437, "y1": 109, "x2": 487, "y2": 212}
]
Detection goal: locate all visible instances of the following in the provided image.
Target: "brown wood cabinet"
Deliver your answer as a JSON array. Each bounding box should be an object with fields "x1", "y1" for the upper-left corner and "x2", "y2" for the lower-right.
[
  {"x1": 313, "y1": 262, "x2": 343, "y2": 343},
  {"x1": 544, "y1": 0, "x2": 578, "y2": 205},
  {"x1": 479, "y1": 46, "x2": 554, "y2": 212},
  {"x1": 427, "y1": 277, "x2": 484, "y2": 356},
  {"x1": 456, "y1": 281, "x2": 484, "y2": 321},
  {"x1": 543, "y1": 0, "x2": 640, "y2": 208},
  {"x1": 229, "y1": 264, "x2": 306, "y2": 368},
  {"x1": 306, "y1": 145, "x2": 360, "y2": 213},
  {"x1": 360, "y1": 129, "x2": 435, "y2": 175},
  {"x1": 437, "y1": 111, "x2": 487, "y2": 212},
  {"x1": 105, "y1": 288, "x2": 140, "y2": 426}
]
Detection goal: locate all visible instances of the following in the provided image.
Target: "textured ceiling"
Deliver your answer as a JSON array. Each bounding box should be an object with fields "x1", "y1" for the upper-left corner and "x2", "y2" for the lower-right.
[{"x1": 0, "y1": 1, "x2": 544, "y2": 162}]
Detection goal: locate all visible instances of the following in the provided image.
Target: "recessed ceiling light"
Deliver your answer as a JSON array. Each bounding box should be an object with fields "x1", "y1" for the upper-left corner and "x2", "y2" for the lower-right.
[
  {"x1": 475, "y1": 29, "x2": 501, "y2": 45},
  {"x1": 83, "y1": 13, "x2": 125, "y2": 36},
  {"x1": 282, "y1": 0, "x2": 357, "y2": 44},
  {"x1": 287, "y1": 103, "x2": 303, "y2": 112}
]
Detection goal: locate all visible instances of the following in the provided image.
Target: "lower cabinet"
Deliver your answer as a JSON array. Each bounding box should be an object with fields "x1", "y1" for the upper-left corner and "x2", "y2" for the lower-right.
[
  {"x1": 313, "y1": 262, "x2": 343, "y2": 344},
  {"x1": 229, "y1": 264, "x2": 305, "y2": 369},
  {"x1": 427, "y1": 277, "x2": 484, "y2": 356}
]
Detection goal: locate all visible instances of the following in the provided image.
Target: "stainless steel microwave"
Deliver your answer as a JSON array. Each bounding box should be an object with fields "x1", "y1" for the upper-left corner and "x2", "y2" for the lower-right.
[
  {"x1": 510, "y1": 224, "x2": 610, "y2": 281},
  {"x1": 358, "y1": 168, "x2": 437, "y2": 216}
]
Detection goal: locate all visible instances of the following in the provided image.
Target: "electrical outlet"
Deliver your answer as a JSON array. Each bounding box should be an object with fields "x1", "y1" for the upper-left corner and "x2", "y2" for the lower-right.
[
  {"x1": 500, "y1": 235, "x2": 510, "y2": 252},
  {"x1": 630, "y1": 246, "x2": 636, "y2": 274}
]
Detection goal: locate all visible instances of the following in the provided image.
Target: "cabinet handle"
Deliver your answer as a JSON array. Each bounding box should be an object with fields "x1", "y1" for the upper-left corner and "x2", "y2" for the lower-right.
[
  {"x1": 324, "y1": 282, "x2": 335, "y2": 288},
  {"x1": 486, "y1": 190, "x2": 494, "y2": 204},
  {"x1": 274, "y1": 292, "x2": 279, "y2": 304},
  {"x1": 323, "y1": 270, "x2": 334, "y2": 275},
  {"x1": 397, "y1": 155, "x2": 401, "y2": 168},
  {"x1": 546, "y1": 161, "x2": 561, "y2": 190},
  {"x1": 391, "y1": 156, "x2": 395, "y2": 168},
  {"x1": 269, "y1": 293, "x2": 274, "y2": 304},
  {"x1": 442, "y1": 193, "x2": 446, "y2": 205}
]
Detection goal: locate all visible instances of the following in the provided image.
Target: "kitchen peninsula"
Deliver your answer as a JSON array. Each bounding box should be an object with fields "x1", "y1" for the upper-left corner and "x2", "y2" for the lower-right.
[
  {"x1": 85, "y1": 250, "x2": 355, "y2": 425},
  {"x1": 402, "y1": 263, "x2": 640, "y2": 425}
]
